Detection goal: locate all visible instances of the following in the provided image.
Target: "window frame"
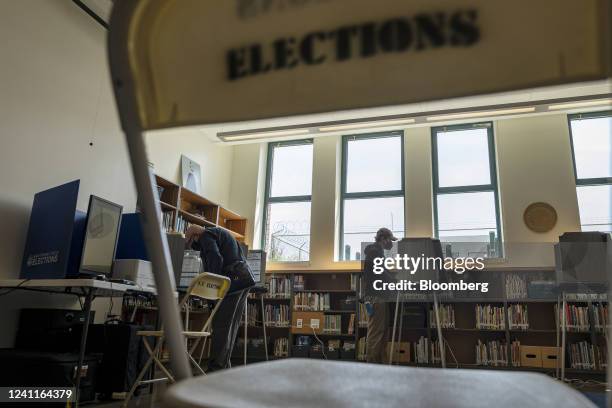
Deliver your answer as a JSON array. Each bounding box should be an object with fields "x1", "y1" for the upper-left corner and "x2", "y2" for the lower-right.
[
  {"x1": 261, "y1": 138, "x2": 314, "y2": 261},
  {"x1": 339, "y1": 131, "x2": 406, "y2": 260},
  {"x1": 431, "y1": 122, "x2": 503, "y2": 257},
  {"x1": 568, "y1": 110, "x2": 612, "y2": 231}
]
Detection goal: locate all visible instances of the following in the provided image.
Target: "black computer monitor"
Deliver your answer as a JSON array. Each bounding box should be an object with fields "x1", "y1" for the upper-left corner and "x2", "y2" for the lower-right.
[{"x1": 79, "y1": 195, "x2": 123, "y2": 277}]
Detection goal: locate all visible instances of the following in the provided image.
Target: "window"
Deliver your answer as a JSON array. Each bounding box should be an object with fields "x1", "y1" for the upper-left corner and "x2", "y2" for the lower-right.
[
  {"x1": 569, "y1": 111, "x2": 612, "y2": 232},
  {"x1": 432, "y1": 123, "x2": 502, "y2": 258},
  {"x1": 340, "y1": 132, "x2": 405, "y2": 260},
  {"x1": 263, "y1": 140, "x2": 313, "y2": 262}
]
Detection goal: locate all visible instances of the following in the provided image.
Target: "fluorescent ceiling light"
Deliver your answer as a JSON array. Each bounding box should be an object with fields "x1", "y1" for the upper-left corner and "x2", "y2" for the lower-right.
[
  {"x1": 426, "y1": 107, "x2": 536, "y2": 122},
  {"x1": 547, "y1": 99, "x2": 612, "y2": 110},
  {"x1": 318, "y1": 118, "x2": 415, "y2": 132},
  {"x1": 221, "y1": 128, "x2": 309, "y2": 141}
]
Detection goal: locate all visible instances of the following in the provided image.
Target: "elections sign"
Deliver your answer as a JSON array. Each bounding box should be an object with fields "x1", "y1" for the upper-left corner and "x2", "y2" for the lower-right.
[{"x1": 109, "y1": 0, "x2": 610, "y2": 130}]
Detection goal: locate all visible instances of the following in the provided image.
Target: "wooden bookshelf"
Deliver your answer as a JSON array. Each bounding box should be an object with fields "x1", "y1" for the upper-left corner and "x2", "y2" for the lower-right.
[{"x1": 154, "y1": 174, "x2": 246, "y2": 241}]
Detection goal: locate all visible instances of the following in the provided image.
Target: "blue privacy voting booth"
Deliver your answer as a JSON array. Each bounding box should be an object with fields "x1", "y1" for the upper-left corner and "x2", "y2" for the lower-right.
[{"x1": 20, "y1": 180, "x2": 87, "y2": 279}]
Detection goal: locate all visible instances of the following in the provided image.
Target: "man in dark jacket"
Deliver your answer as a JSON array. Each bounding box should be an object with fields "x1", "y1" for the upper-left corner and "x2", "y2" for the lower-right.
[
  {"x1": 186, "y1": 225, "x2": 251, "y2": 371},
  {"x1": 363, "y1": 227, "x2": 397, "y2": 363}
]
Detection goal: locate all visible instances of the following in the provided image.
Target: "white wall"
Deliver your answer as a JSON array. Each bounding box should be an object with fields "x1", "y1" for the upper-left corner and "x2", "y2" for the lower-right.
[
  {"x1": 145, "y1": 129, "x2": 234, "y2": 206},
  {"x1": 228, "y1": 113, "x2": 584, "y2": 271},
  {"x1": 495, "y1": 114, "x2": 581, "y2": 267},
  {"x1": 0, "y1": 0, "x2": 135, "y2": 346}
]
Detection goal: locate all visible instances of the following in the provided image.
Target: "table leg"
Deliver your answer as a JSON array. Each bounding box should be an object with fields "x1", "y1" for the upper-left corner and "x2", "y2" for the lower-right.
[
  {"x1": 244, "y1": 301, "x2": 248, "y2": 366},
  {"x1": 74, "y1": 288, "x2": 94, "y2": 407}
]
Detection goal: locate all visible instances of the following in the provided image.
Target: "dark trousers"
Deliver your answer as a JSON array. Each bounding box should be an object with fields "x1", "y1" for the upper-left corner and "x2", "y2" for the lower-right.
[
  {"x1": 366, "y1": 302, "x2": 389, "y2": 364},
  {"x1": 208, "y1": 288, "x2": 250, "y2": 371}
]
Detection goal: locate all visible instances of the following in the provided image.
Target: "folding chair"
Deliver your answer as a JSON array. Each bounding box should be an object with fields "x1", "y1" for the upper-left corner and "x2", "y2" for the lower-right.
[
  {"x1": 122, "y1": 272, "x2": 230, "y2": 407},
  {"x1": 107, "y1": 2, "x2": 607, "y2": 407}
]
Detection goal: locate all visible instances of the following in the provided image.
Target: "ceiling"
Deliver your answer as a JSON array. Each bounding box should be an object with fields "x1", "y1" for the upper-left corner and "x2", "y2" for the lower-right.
[{"x1": 149, "y1": 79, "x2": 611, "y2": 144}]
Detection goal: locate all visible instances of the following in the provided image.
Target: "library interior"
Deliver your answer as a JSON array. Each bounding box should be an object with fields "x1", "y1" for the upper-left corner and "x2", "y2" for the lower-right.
[{"x1": 0, "y1": 1, "x2": 611, "y2": 407}]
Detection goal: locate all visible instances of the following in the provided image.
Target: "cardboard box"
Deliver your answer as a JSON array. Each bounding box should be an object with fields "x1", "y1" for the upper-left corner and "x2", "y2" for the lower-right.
[
  {"x1": 540, "y1": 346, "x2": 560, "y2": 368},
  {"x1": 520, "y1": 345, "x2": 542, "y2": 367},
  {"x1": 291, "y1": 311, "x2": 324, "y2": 334},
  {"x1": 386, "y1": 342, "x2": 410, "y2": 363}
]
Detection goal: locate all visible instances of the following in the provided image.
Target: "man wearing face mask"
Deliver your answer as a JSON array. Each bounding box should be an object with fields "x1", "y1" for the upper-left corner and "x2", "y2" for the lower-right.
[{"x1": 363, "y1": 227, "x2": 397, "y2": 364}]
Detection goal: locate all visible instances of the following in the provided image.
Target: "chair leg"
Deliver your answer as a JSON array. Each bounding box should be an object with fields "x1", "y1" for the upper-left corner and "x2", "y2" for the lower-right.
[
  {"x1": 122, "y1": 338, "x2": 162, "y2": 408},
  {"x1": 188, "y1": 351, "x2": 206, "y2": 376},
  {"x1": 143, "y1": 337, "x2": 175, "y2": 383}
]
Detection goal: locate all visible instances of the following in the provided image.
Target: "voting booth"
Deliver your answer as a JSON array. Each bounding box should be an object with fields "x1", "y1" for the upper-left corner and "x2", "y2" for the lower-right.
[{"x1": 107, "y1": 1, "x2": 610, "y2": 406}]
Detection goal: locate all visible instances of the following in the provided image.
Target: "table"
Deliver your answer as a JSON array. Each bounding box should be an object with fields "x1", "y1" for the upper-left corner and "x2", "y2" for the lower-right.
[{"x1": 0, "y1": 278, "x2": 157, "y2": 406}]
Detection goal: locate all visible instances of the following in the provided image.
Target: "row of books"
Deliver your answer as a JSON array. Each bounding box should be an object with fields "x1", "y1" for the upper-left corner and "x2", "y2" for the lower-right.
[
  {"x1": 176, "y1": 214, "x2": 193, "y2": 234},
  {"x1": 568, "y1": 341, "x2": 607, "y2": 371},
  {"x1": 556, "y1": 304, "x2": 590, "y2": 332},
  {"x1": 267, "y1": 277, "x2": 291, "y2": 298},
  {"x1": 160, "y1": 210, "x2": 175, "y2": 233},
  {"x1": 475, "y1": 339, "x2": 508, "y2": 366},
  {"x1": 507, "y1": 304, "x2": 529, "y2": 330},
  {"x1": 265, "y1": 304, "x2": 290, "y2": 327},
  {"x1": 246, "y1": 304, "x2": 259, "y2": 326},
  {"x1": 592, "y1": 304, "x2": 608, "y2": 331},
  {"x1": 274, "y1": 338, "x2": 289, "y2": 357},
  {"x1": 413, "y1": 336, "x2": 441, "y2": 364},
  {"x1": 323, "y1": 315, "x2": 342, "y2": 334},
  {"x1": 505, "y1": 274, "x2": 527, "y2": 299},
  {"x1": 294, "y1": 292, "x2": 331, "y2": 311},
  {"x1": 475, "y1": 305, "x2": 505, "y2": 330},
  {"x1": 430, "y1": 305, "x2": 455, "y2": 328}
]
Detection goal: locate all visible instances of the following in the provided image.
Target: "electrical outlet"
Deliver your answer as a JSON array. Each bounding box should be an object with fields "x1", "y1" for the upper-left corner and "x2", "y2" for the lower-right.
[
  {"x1": 310, "y1": 318, "x2": 320, "y2": 329},
  {"x1": 296, "y1": 318, "x2": 303, "y2": 328}
]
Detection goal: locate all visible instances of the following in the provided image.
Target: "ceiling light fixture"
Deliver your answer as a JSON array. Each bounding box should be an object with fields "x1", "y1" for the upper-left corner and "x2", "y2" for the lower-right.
[
  {"x1": 318, "y1": 118, "x2": 415, "y2": 132},
  {"x1": 220, "y1": 128, "x2": 310, "y2": 141},
  {"x1": 547, "y1": 99, "x2": 612, "y2": 110},
  {"x1": 426, "y1": 107, "x2": 536, "y2": 122}
]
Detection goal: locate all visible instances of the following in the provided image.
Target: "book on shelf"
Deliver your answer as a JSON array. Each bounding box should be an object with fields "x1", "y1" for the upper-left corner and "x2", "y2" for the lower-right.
[
  {"x1": 294, "y1": 292, "x2": 331, "y2": 311},
  {"x1": 267, "y1": 277, "x2": 291, "y2": 298},
  {"x1": 323, "y1": 315, "x2": 342, "y2": 334},
  {"x1": 264, "y1": 304, "x2": 290, "y2": 327},
  {"x1": 568, "y1": 341, "x2": 607, "y2": 371},
  {"x1": 430, "y1": 304, "x2": 455, "y2": 328},
  {"x1": 508, "y1": 304, "x2": 529, "y2": 330},
  {"x1": 555, "y1": 304, "x2": 590, "y2": 332},
  {"x1": 475, "y1": 304, "x2": 505, "y2": 330},
  {"x1": 347, "y1": 313, "x2": 355, "y2": 335},
  {"x1": 273, "y1": 338, "x2": 289, "y2": 357},
  {"x1": 475, "y1": 339, "x2": 508, "y2": 367},
  {"x1": 350, "y1": 274, "x2": 358, "y2": 291},
  {"x1": 510, "y1": 340, "x2": 521, "y2": 367},
  {"x1": 294, "y1": 275, "x2": 305, "y2": 291}
]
